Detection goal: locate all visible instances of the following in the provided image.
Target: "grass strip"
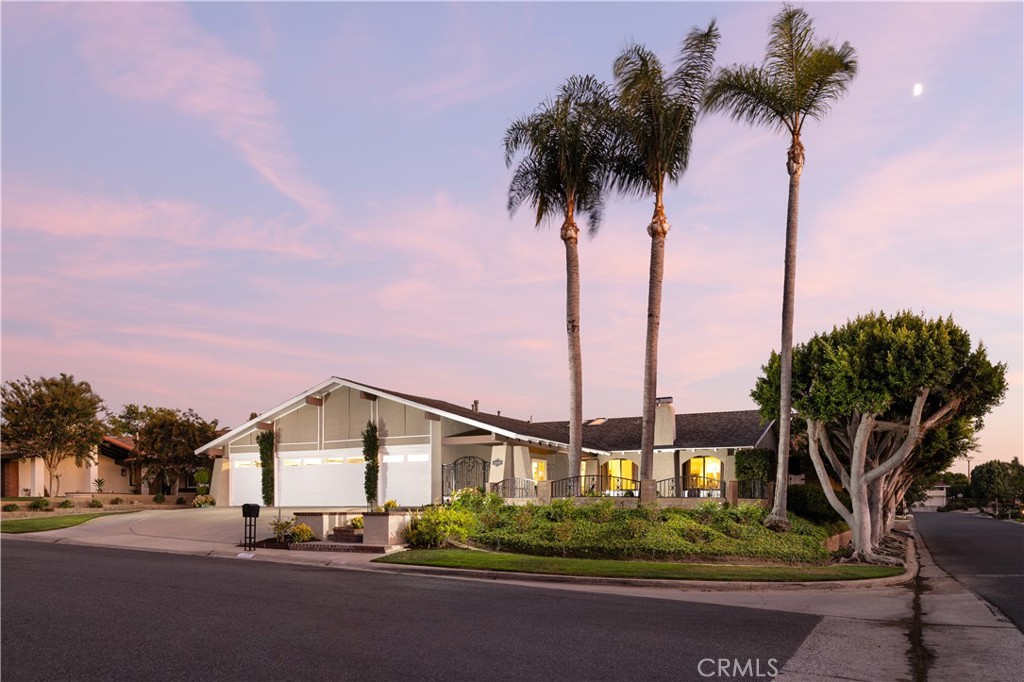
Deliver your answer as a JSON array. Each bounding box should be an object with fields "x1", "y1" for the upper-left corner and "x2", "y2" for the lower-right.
[
  {"x1": 1, "y1": 512, "x2": 134, "y2": 534},
  {"x1": 374, "y1": 549, "x2": 904, "y2": 582}
]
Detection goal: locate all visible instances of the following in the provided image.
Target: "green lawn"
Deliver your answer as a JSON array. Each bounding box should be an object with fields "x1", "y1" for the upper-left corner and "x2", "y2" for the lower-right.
[
  {"x1": 375, "y1": 549, "x2": 904, "y2": 582},
  {"x1": 1, "y1": 512, "x2": 134, "y2": 534}
]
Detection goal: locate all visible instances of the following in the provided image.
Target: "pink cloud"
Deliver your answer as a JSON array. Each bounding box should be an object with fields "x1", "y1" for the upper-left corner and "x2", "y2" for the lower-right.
[{"x1": 64, "y1": 3, "x2": 335, "y2": 223}]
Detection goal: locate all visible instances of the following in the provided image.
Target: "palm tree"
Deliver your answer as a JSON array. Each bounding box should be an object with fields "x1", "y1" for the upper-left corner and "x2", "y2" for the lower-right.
[
  {"x1": 504, "y1": 75, "x2": 615, "y2": 486},
  {"x1": 705, "y1": 5, "x2": 857, "y2": 530},
  {"x1": 611, "y1": 22, "x2": 720, "y2": 480}
]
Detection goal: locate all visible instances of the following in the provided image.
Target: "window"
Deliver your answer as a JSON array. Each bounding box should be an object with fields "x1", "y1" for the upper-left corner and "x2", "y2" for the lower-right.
[
  {"x1": 531, "y1": 459, "x2": 547, "y2": 482},
  {"x1": 685, "y1": 456, "x2": 722, "y2": 488}
]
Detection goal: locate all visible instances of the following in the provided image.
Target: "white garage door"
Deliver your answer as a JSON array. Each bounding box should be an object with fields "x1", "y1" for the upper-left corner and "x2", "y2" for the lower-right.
[
  {"x1": 229, "y1": 455, "x2": 263, "y2": 507},
  {"x1": 380, "y1": 444, "x2": 431, "y2": 507},
  {"x1": 278, "y1": 449, "x2": 365, "y2": 507}
]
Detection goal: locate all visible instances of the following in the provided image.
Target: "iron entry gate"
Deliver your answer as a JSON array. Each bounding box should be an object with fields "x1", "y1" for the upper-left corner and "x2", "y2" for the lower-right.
[{"x1": 442, "y1": 456, "x2": 490, "y2": 498}]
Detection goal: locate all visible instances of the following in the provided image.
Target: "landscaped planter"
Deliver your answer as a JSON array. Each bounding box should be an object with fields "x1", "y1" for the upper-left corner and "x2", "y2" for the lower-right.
[{"x1": 362, "y1": 511, "x2": 411, "y2": 546}]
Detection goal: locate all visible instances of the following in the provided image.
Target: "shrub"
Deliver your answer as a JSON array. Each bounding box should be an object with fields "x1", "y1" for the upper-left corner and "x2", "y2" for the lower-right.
[
  {"x1": 269, "y1": 516, "x2": 294, "y2": 543},
  {"x1": 110, "y1": 497, "x2": 124, "y2": 505},
  {"x1": 175, "y1": 497, "x2": 186, "y2": 505},
  {"x1": 349, "y1": 515, "x2": 364, "y2": 529},
  {"x1": 735, "y1": 448, "x2": 776, "y2": 483},
  {"x1": 405, "y1": 507, "x2": 476, "y2": 548},
  {"x1": 58, "y1": 499, "x2": 75, "y2": 509},
  {"x1": 88, "y1": 499, "x2": 103, "y2": 508},
  {"x1": 192, "y1": 494, "x2": 216, "y2": 508},
  {"x1": 153, "y1": 493, "x2": 166, "y2": 504},
  {"x1": 2, "y1": 503, "x2": 20, "y2": 512},
  {"x1": 290, "y1": 523, "x2": 315, "y2": 543},
  {"x1": 450, "y1": 487, "x2": 503, "y2": 514},
  {"x1": 787, "y1": 484, "x2": 850, "y2": 525},
  {"x1": 93, "y1": 478, "x2": 106, "y2": 493},
  {"x1": 383, "y1": 499, "x2": 399, "y2": 510},
  {"x1": 29, "y1": 498, "x2": 53, "y2": 511}
]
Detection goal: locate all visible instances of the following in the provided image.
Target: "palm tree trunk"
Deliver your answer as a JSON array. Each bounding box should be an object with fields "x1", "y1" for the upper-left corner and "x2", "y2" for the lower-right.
[
  {"x1": 640, "y1": 206, "x2": 669, "y2": 480},
  {"x1": 766, "y1": 137, "x2": 804, "y2": 532},
  {"x1": 563, "y1": 219, "x2": 583, "y2": 493}
]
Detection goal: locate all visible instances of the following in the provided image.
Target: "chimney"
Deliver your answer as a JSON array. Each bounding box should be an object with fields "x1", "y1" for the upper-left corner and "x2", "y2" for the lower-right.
[
  {"x1": 654, "y1": 397, "x2": 676, "y2": 447},
  {"x1": 472, "y1": 400, "x2": 479, "y2": 412}
]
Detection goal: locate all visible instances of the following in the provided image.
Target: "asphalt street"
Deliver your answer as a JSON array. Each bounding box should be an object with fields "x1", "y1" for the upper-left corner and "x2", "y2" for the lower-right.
[
  {"x1": 913, "y1": 511, "x2": 1024, "y2": 632},
  {"x1": 1, "y1": 541, "x2": 819, "y2": 682}
]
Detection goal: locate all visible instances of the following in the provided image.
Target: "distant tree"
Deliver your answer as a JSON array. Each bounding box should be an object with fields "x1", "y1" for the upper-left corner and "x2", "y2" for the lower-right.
[
  {"x1": 706, "y1": 5, "x2": 858, "y2": 531},
  {"x1": 752, "y1": 311, "x2": 1006, "y2": 562},
  {"x1": 135, "y1": 408, "x2": 219, "y2": 495},
  {"x1": 611, "y1": 22, "x2": 720, "y2": 479},
  {"x1": 505, "y1": 74, "x2": 615, "y2": 487},
  {"x1": 107, "y1": 403, "x2": 150, "y2": 439},
  {"x1": 970, "y1": 460, "x2": 1012, "y2": 506},
  {"x1": 1, "y1": 374, "x2": 106, "y2": 496}
]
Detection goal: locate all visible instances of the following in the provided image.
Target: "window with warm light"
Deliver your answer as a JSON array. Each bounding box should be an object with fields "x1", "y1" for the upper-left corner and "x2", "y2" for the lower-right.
[{"x1": 532, "y1": 459, "x2": 547, "y2": 482}]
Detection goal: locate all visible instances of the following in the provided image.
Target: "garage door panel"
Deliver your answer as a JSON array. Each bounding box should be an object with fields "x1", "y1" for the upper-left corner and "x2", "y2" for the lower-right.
[
  {"x1": 278, "y1": 449, "x2": 365, "y2": 507},
  {"x1": 380, "y1": 445, "x2": 431, "y2": 507}
]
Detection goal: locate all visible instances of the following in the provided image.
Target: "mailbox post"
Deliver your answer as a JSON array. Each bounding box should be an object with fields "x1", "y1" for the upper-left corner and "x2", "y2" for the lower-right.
[{"x1": 242, "y1": 503, "x2": 260, "y2": 551}]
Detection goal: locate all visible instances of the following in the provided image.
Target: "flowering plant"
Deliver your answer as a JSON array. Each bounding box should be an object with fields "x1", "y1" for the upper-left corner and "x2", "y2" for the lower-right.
[{"x1": 192, "y1": 494, "x2": 216, "y2": 508}]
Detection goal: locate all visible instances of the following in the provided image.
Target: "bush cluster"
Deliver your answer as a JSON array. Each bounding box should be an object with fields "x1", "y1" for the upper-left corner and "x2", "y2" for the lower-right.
[
  {"x1": 2, "y1": 503, "x2": 21, "y2": 512},
  {"x1": 88, "y1": 499, "x2": 103, "y2": 508},
  {"x1": 443, "y1": 497, "x2": 834, "y2": 564},
  {"x1": 29, "y1": 498, "x2": 53, "y2": 511},
  {"x1": 110, "y1": 497, "x2": 124, "y2": 505},
  {"x1": 786, "y1": 484, "x2": 851, "y2": 525},
  {"x1": 58, "y1": 499, "x2": 75, "y2": 509},
  {"x1": 153, "y1": 493, "x2": 166, "y2": 504}
]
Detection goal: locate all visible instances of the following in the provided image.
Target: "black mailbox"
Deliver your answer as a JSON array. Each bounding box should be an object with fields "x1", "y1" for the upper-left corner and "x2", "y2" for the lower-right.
[{"x1": 242, "y1": 503, "x2": 260, "y2": 518}]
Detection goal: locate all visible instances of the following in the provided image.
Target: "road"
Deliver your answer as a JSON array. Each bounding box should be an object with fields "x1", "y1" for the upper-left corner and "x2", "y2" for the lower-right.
[
  {"x1": 913, "y1": 511, "x2": 1024, "y2": 632},
  {"x1": 1, "y1": 541, "x2": 819, "y2": 682}
]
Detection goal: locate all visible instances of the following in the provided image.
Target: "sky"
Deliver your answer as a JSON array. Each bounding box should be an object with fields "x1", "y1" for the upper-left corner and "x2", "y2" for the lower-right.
[{"x1": 2, "y1": 1, "x2": 1021, "y2": 476}]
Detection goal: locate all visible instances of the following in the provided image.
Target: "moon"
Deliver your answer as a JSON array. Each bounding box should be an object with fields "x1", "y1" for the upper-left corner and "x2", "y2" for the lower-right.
[{"x1": 913, "y1": 83, "x2": 923, "y2": 97}]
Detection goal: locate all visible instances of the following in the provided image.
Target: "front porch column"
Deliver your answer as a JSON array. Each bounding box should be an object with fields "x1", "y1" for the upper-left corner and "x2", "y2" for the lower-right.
[
  {"x1": 726, "y1": 480, "x2": 739, "y2": 506},
  {"x1": 537, "y1": 481, "x2": 551, "y2": 505}
]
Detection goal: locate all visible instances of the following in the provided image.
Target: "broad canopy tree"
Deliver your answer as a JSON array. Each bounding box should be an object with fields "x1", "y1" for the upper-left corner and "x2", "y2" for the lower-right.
[
  {"x1": 752, "y1": 311, "x2": 1007, "y2": 562},
  {"x1": 1, "y1": 374, "x2": 106, "y2": 496},
  {"x1": 133, "y1": 407, "x2": 219, "y2": 495}
]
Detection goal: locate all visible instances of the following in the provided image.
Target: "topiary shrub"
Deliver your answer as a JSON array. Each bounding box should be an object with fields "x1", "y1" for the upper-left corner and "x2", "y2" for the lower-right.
[
  {"x1": 3, "y1": 503, "x2": 21, "y2": 512},
  {"x1": 787, "y1": 484, "x2": 850, "y2": 525},
  {"x1": 58, "y1": 499, "x2": 75, "y2": 509},
  {"x1": 257, "y1": 430, "x2": 276, "y2": 507},
  {"x1": 88, "y1": 499, "x2": 103, "y2": 508}
]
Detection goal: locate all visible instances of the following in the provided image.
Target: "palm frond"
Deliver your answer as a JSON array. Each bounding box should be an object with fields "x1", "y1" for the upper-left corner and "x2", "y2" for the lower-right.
[{"x1": 705, "y1": 65, "x2": 791, "y2": 133}]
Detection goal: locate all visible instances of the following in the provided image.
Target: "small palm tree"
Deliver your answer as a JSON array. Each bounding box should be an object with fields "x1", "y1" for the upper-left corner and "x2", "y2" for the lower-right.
[
  {"x1": 611, "y1": 22, "x2": 720, "y2": 480},
  {"x1": 705, "y1": 4, "x2": 857, "y2": 530},
  {"x1": 504, "y1": 75, "x2": 615, "y2": 484}
]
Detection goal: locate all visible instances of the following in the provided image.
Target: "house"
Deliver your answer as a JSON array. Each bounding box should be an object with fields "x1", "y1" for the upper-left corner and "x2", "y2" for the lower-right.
[
  {"x1": 195, "y1": 376, "x2": 776, "y2": 507},
  {"x1": 1, "y1": 436, "x2": 142, "y2": 497},
  {"x1": 916, "y1": 483, "x2": 950, "y2": 511}
]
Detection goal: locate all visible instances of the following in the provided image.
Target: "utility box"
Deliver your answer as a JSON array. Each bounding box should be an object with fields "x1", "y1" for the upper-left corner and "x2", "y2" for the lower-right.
[{"x1": 242, "y1": 503, "x2": 260, "y2": 518}]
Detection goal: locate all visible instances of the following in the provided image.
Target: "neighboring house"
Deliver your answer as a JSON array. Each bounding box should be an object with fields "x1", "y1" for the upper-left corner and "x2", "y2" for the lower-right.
[
  {"x1": 916, "y1": 483, "x2": 950, "y2": 511},
  {"x1": 1, "y1": 436, "x2": 141, "y2": 497},
  {"x1": 195, "y1": 377, "x2": 776, "y2": 507}
]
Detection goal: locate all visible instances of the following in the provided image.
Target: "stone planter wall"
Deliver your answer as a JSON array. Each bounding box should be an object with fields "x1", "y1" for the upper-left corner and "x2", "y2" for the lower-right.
[{"x1": 362, "y1": 511, "x2": 411, "y2": 546}]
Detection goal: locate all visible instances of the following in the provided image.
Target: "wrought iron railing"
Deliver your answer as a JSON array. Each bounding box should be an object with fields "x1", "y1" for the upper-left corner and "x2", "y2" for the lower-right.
[
  {"x1": 656, "y1": 475, "x2": 724, "y2": 498},
  {"x1": 490, "y1": 477, "x2": 537, "y2": 499},
  {"x1": 550, "y1": 475, "x2": 639, "y2": 498},
  {"x1": 736, "y1": 479, "x2": 769, "y2": 500}
]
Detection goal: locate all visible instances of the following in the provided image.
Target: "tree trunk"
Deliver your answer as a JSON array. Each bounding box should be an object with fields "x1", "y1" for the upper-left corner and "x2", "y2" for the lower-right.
[
  {"x1": 868, "y1": 476, "x2": 884, "y2": 548},
  {"x1": 766, "y1": 137, "x2": 804, "y2": 532},
  {"x1": 640, "y1": 206, "x2": 669, "y2": 481},
  {"x1": 563, "y1": 218, "x2": 584, "y2": 494}
]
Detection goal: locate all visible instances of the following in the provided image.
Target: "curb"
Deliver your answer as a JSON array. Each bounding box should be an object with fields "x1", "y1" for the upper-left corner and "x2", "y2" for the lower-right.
[
  {"x1": 361, "y1": 538, "x2": 918, "y2": 592},
  {"x1": 4, "y1": 530, "x2": 918, "y2": 592}
]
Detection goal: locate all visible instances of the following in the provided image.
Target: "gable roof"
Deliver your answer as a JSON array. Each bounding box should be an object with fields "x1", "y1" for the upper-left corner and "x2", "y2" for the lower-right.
[{"x1": 195, "y1": 376, "x2": 773, "y2": 455}]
